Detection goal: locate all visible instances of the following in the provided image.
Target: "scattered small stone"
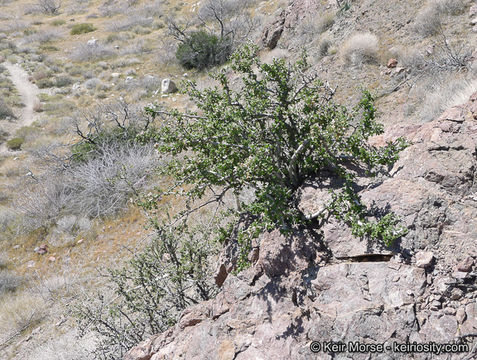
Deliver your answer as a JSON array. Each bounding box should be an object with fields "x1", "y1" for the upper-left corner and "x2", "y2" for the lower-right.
[
  {"x1": 394, "y1": 67, "x2": 405, "y2": 74},
  {"x1": 387, "y1": 58, "x2": 398, "y2": 68},
  {"x1": 450, "y1": 288, "x2": 463, "y2": 300},
  {"x1": 430, "y1": 300, "x2": 442, "y2": 310},
  {"x1": 426, "y1": 274, "x2": 433, "y2": 285},
  {"x1": 161, "y1": 78, "x2": 178, "y2": 94},
  {"x1": 470, "y1": 5, "x2": 477, "y2": 17},
  {"x1": 34, "y1": 244, "x2": 48, "y2": 255},
  {"x1": 48, "y1": 256, "x2": 56, "y2": 262},
  {"x1": 111, "y1": 73, "x2": 120, "y2": 79},
  {"x1": 415, "y1": 251, "x2": 434, "y2": 268},
  {"x1": 452, "y1": 271, "x2": 468, "y2": 280},
  {"x1": 215, "y1": 263, "x2": 228, "y2": 288},
  {"x1": 13, "y1": 244, "x2": 20, "y2": 249},
  {"x1": 456, "y1": 256, "x2": 474, "y2": 272},
  {"x1": 456, "y1": 307, "x2": 466, "y2": 324},
  {"x1": 443, "y1": 307, "x2": 456, "y2": 315},
  {"x1": 77, "y1": 239, "x2": 84, "y2": 244},
  {"x1": 86, "y1": 38, "x2": 97, "y2": 47},
  {"x1": 387, "y1": 261, "x2": 401, "y2": 270}
]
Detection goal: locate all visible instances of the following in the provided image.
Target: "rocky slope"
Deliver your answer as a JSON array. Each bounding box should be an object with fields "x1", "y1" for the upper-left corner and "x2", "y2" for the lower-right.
[{"x1": 124, "y1": 87, "x2": 477, "y2": 359}]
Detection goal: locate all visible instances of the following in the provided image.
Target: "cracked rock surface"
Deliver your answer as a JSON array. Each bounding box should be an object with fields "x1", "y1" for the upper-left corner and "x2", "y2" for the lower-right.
[{"x1": 125, "y1": 94, "x2": 477, "y2": 360}]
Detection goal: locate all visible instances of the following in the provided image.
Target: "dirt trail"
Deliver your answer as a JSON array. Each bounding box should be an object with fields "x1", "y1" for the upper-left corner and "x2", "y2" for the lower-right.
[{"x1": 0, "y1": 62, "x2": 40, "y2": 154}]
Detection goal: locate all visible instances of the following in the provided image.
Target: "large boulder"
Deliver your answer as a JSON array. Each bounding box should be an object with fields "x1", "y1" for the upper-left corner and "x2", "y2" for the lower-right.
[{"x1": 125, "y1": 92, "x2": 477, "y2": 360}]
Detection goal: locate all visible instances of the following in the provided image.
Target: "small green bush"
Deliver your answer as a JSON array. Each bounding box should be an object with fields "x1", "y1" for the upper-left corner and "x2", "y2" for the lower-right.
[
  {"x1": 144, "y1": 44, "x2": 408, "y2": 254},
  {"x1": 70, "y1": 23, "x2": 96, "y2": 35},
  {"x1": 6, "y1": 137, "x2": 24, "y2": 151},
  {"x1": 176, "y1": 30, "x2": 232, "y2": 70},
  {"x1": 51, "y1": 19, "x2": 66, "y2": 26}
]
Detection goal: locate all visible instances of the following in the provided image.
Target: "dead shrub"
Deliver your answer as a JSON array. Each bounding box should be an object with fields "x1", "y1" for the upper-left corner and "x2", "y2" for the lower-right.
[
  {"x1": 22, "y1": 29, "x2": 63, "y2": 44},
  {"x1": 17, "y1": 102, "x2": 159, "y2": 230},
  {"x1": 69, "y1": 43, "x2": 115, "y2": 62},
  {"x1": 414, "y1": 5, "x2": 442, "y2": 37},
  {"x1": 341, "y1": 32, "x2": 379, "y2": 66}
]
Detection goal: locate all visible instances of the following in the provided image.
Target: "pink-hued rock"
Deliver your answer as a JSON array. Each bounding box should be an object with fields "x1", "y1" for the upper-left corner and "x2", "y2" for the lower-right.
[
  {"x1": 456, "y1": 257, "x2": 474, "y2": 273},
  {"x1": 125, "y1": 74, "x2": 477, "y2": 360},
  {"x1": 415, "y1": 251, "x2": 434, "y2": 268},
  {"x1": 387, "y1": 58, "x2": 398, "y2": 68}
]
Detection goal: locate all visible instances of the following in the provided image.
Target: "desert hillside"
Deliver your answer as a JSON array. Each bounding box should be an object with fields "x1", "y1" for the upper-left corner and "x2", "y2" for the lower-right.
[{"x1": 0, "y1": 0, "x2": 476, "y2": 359}]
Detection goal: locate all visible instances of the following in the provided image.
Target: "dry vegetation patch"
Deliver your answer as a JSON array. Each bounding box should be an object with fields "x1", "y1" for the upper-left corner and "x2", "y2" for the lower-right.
[{"x1": 341, "y1": 32, "x2": 379, "y2": 66}]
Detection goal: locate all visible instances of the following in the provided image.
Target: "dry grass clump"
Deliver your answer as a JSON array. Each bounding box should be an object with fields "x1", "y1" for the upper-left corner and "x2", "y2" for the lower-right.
[
  {"x1": 17, "y1": 102, "x2": 159, "y2": 230},
  {"x1": 414, "y1": 0, "x2": 465, "y2": 38},
  {"x1": 84, "y1": 77, "x2": 102, "y2": 90},
  {"x1": 414, "y1": 5, "x2": 442, "y2": 37},
  {"x1": 17, "y1": 142, "x2": 158, "y2": 230},
  {"x1": 0, "y1": 270, "x2": 22, "y2": 294},
  {"x1": 111, "y1": 57, "x2": 141, "y2": 69},
  {"x1": 23, "y1": 329, "x2": 96, "y2": 360},
  {"x1": 316, "y1": 12, "x2": 335, "y2": 33},
  {"x1": 23, "y1": 29, "x2": 63, "y2": 44},
  {"x1": 0, "y1": 292, "x2": 46, "y2": 345},
  {"x1": 106, "y1": 15, "x2": 154, "y2": 32},
  {"x1": 118, "y1": 40, "x2": 151, "y2": 56},
  {"x1": 432, "y1": 0, "x2": 466, "y2": 15},
  {"x1": 0, "y1": 98, "x2": 15, "y2": 119},
  {"x1": 318, "y1": 37, "x2": 331, "y2": 57},
  {"x1": 417, "y1": 76, "x2": 477, "y2": 122},
  {"x1": 341, "y1": 32, "x2": 379, "y2": 66},
  {"x1": 65, "y1": 0, "x2": 91, "y2": 15},
  {"x1": 69, "y1": 43, "x2": 115, "y2": 62}
]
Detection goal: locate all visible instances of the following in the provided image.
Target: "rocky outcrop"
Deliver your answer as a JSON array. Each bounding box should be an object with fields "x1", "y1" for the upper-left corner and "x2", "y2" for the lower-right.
[
  {"x1": 259, "y1": 0, "x2": 324, "y2": 49},
  {"x1": 125, "y1": 93, "x2": 477, "y2": 359}
]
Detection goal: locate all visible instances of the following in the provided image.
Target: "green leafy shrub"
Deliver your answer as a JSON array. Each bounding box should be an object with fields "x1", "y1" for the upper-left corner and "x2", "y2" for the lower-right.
[
  {"x1": 175, "y1": 30, "x2": 232, "y2": 70},
  {"x1": 76, "y1": 222, "x2": 219, "y2": 360},
  {"x1": 6, "y1": 137, "x2": 24, "y2": 151},
  {"x1": 143, "y1": 44, "x2": 408, "y2": 250},
  {"x1": 70, "y1": 23, "x2": 96, "y2": 35}
]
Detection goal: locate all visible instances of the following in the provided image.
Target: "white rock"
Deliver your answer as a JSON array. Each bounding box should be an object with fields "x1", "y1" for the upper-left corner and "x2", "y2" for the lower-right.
[
  {"x1": 415, "y1": 251, "x2": 434, "y2": 268},
  {"x1": 161, "y1": 78, "x2": 178, "y2": 94}
]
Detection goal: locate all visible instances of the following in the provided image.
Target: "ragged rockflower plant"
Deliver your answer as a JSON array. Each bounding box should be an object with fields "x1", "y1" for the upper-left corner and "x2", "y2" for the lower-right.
[{"x1": 139, "y1": 43, "x2": 408, "y2": 267}]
